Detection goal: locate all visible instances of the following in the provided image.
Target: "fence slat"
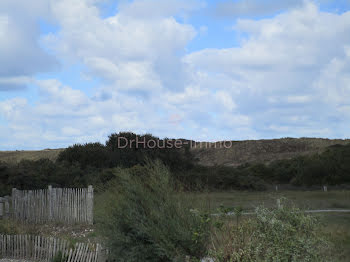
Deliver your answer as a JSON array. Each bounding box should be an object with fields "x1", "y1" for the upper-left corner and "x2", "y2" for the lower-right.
[
  {"x1": 0, "y1": 234, "x2": 106, "y2": 262},
  {"x1": 3, "y1": 186, "x2": 93, "y2": 224}
]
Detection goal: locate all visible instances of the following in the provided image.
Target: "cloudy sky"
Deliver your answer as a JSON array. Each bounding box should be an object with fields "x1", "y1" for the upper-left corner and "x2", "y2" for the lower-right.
[{"x1": 0, "y1": 0, "x2": 350, "y2": 150}]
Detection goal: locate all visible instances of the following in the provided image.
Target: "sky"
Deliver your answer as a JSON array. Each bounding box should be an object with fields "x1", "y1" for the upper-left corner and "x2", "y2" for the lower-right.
[{"x1": 0, "y1": 0, "x2": 350, "y2": 150}]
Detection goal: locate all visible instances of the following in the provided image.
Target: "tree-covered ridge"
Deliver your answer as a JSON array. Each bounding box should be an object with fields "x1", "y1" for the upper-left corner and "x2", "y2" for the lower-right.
[{"x1": 1, "y1": 132, "x2": 350, "y2": 195}]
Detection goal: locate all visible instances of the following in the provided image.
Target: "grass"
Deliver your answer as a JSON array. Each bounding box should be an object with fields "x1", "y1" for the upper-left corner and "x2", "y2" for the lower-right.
[
  {"x1": 0, "y1": 219, "x2": 96, "y2": 243},
  {"x1": 1, "y1": 189, "x2": 349, "y2": 261},
  {"x1": 189, "y1": 190, "x2": 350, "y2": 211},
  {"x1": 0, "y1": 149, "x2": 63, "y2": 164},
  {"x1": 191, "y1": 190, "x2": 350, "y2": 262},
  {"x1": 318, "y1": 213, "x2": 350, "y2": 262}
]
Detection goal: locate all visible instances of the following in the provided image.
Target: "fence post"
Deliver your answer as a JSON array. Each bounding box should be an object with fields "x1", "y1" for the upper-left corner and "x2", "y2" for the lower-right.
[
  {"x1": 12, "y1": 188, "x2": 16, "y2": 219},
  {"x1": 0, "y1": 199, "x2": 3, "y2": 218},
  {"x1": 4, "y1": 196, "x2": 10, "y2": 218},
  {"x1": 277, "y1": 199, "x2": 282, "y2": 209},
  {"x1": 87, "y1": 185, "x2": 94, "y2": 225},
  {"x1": 48, "y1": 185, "x2": 52, "y2": 221}
]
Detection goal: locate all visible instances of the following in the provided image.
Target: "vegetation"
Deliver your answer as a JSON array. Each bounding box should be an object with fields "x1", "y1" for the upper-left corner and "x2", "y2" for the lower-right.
[
  {"x1": 1, "y1": 132, "x2": 350, "y2": 196},
  {"x1": 95, "y1": 161, "x2": 210, "y2": 262},
  {"x1": 1, "y1": 133, "x2": 350, "y2": 261},
  {"x1": 57, "y1": 132, "x2": 194, "y2": 172},
  {"x1": 52, "y1": 251, "x2": 68, "y2": 262},
  {"x1": 209, "y1": 203, "x2": 330, "y2": 262},
  {"x1": 319, "y1": 213, "x2": 350, "y2": 261},
  {"x1": 1, "y1": 190, "x2": 349, "y2": 261},
  {"x1": 93, "y1": 162, "x2": 338, "y2": 261},
  {"x1": 0, "y1": 149, "x2": 63, "y2": 164},
  {"x1": 0, "y1": 159, "x2": 97, "y2": 195},
  {"x1": 189, "y1": 190, "x2": 350, "y2": 211}
]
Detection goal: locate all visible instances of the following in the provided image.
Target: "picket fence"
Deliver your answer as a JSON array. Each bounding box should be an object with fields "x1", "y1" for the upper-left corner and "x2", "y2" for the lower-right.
[
  {"x1": 10, "y1": 186, "x2": 94, "y2": 224},
  {"x1": 0, "y1": 234, "x2": 107, "y2": 262}
]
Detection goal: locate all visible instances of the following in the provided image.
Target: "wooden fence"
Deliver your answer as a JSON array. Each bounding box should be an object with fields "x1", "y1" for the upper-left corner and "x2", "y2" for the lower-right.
[
  {"x1": 0, "y1": 234, "x2": 107, "y2": 262},
  {"x1": 10, "y1": 186, "x2": 94, "y2": 224}
]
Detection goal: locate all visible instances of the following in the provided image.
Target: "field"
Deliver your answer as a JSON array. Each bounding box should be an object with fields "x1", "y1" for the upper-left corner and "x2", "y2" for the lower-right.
[
  {"x1": 320, "y1": 213, "x2": 350, "y2": 261},
  {"x1": 1, "y1": 189, "x2": 349, "y2": 261},
  {"x1": 190, "y1": 190, "x2": 350, "y2": 210},
  {"x1": 0, "y1": 149, "x2": 63, "y2": 164},
  {"x1": 190, "y1": 190, "x2": 350, "y2": 262}
]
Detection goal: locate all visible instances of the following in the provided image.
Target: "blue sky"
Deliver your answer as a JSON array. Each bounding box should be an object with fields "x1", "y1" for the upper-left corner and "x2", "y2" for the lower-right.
[{"x1": 1, "y1": 0, "x2": 350, "y2": 150}]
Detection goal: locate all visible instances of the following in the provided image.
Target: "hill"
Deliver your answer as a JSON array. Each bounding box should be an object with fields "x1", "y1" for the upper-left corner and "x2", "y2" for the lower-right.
[
  {"x1": 191, "y1": 137, "x2": 350, "y2": 166},
  {"x1": 0, "y1": 138, "x2": 349, "y2": 166},
  {"x1": 0, "y1": 149, "x2": 64, "y2": 164}
]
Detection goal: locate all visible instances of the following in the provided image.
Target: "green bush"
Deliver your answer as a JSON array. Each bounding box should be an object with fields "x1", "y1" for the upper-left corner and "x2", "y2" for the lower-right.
[
  {"x1": 177, "y1": 165, "x2": 267, "y2": 191},
  {"x1": 57, "y1": 142, "x2": 110, "y2": 168},
  {"x1": 95, "y1": 161, "x2": 210, "y2": 262},
  {"x1": 210, "y1": 202, "x2": 330, "y2": 262},
  {"x1": 106, "y1": 132, "x2": 195, "y2": 172}
]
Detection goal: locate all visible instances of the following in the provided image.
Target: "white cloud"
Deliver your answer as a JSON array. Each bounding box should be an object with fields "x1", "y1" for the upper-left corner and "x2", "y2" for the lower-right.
[
  {"x1": 189, "y1": 3, "x2": 350, "y2": 75},
  {"x1": 215, "y1": 91, "x2": 236, "y2": 111},
  {"x1": 286, "y1": 96, "x2": 311, "y2": 103},
  {"x1": 43, "y1": 0, "x2": 197, "y2": 92},
  {"x1": 314, "y1": 55, "x2": 350, "y2": 106},
  {"x1": 185, "y1": 2, "x2": 350, "y2": 137},
  {"x1": 37, "y1": 79, "x2": 88, "y2": 107},
  {"x1": 0, "y1": 2, "x2": 58, "y2": 90},
  {"x1": 0, "y1": 75, "x2": 251, "y2": 149},
  {"x1": 0, "y1": 0, "x2": 51, "y2": 20},
  {"x1": 0, "y1": 98, "x2": 28, "y2": 120},
  {"x1": 0, "y1": 76, "x2": 34, "y2": 90},
  {"x1": 1, "y1": 1, "x2": 350, "y2": 149},
  {"x1": 61, "y1": 126, "x2": 82, "y2": 136},
  {"x1": 84, "y1": 57, "x2": 163, "y2": 91}
]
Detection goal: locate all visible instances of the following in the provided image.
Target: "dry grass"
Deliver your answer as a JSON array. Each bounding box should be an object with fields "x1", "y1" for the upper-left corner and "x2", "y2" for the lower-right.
[
  {"x1": 0, "y1": 219, "x2": 96, "y2": 243},
  {"x1": 0, "y1": 149, "x2": 64, "y2": 164},
  {"x1": 191, "y1": 137, "x2": 350, "y2": 166},
  {"x1": 1, "y1": 137, "x2": 349, "y2": 167}
]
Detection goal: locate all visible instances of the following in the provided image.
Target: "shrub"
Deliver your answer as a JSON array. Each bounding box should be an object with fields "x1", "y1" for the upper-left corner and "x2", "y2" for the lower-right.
[
  {"x1": 57, "y1": 142, "x2": 110, "y2": 168},
  {"x1": 106, "y1": 132, "x2": 195, "y2": 172},
  {"x1": 95, "y1": 161, "x2": 210, "y2": 262},
  {"x1": 177, "y1": 165, "x2": 267, "y2": 191},
  {"x1": 210, "y1": 202, "x2": 330, "y2": 262}
]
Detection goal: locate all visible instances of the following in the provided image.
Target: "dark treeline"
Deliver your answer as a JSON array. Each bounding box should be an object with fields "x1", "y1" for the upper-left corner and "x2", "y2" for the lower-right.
[{"x1": 1, "y1": 132, "x2": 350, "y2": 195}]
